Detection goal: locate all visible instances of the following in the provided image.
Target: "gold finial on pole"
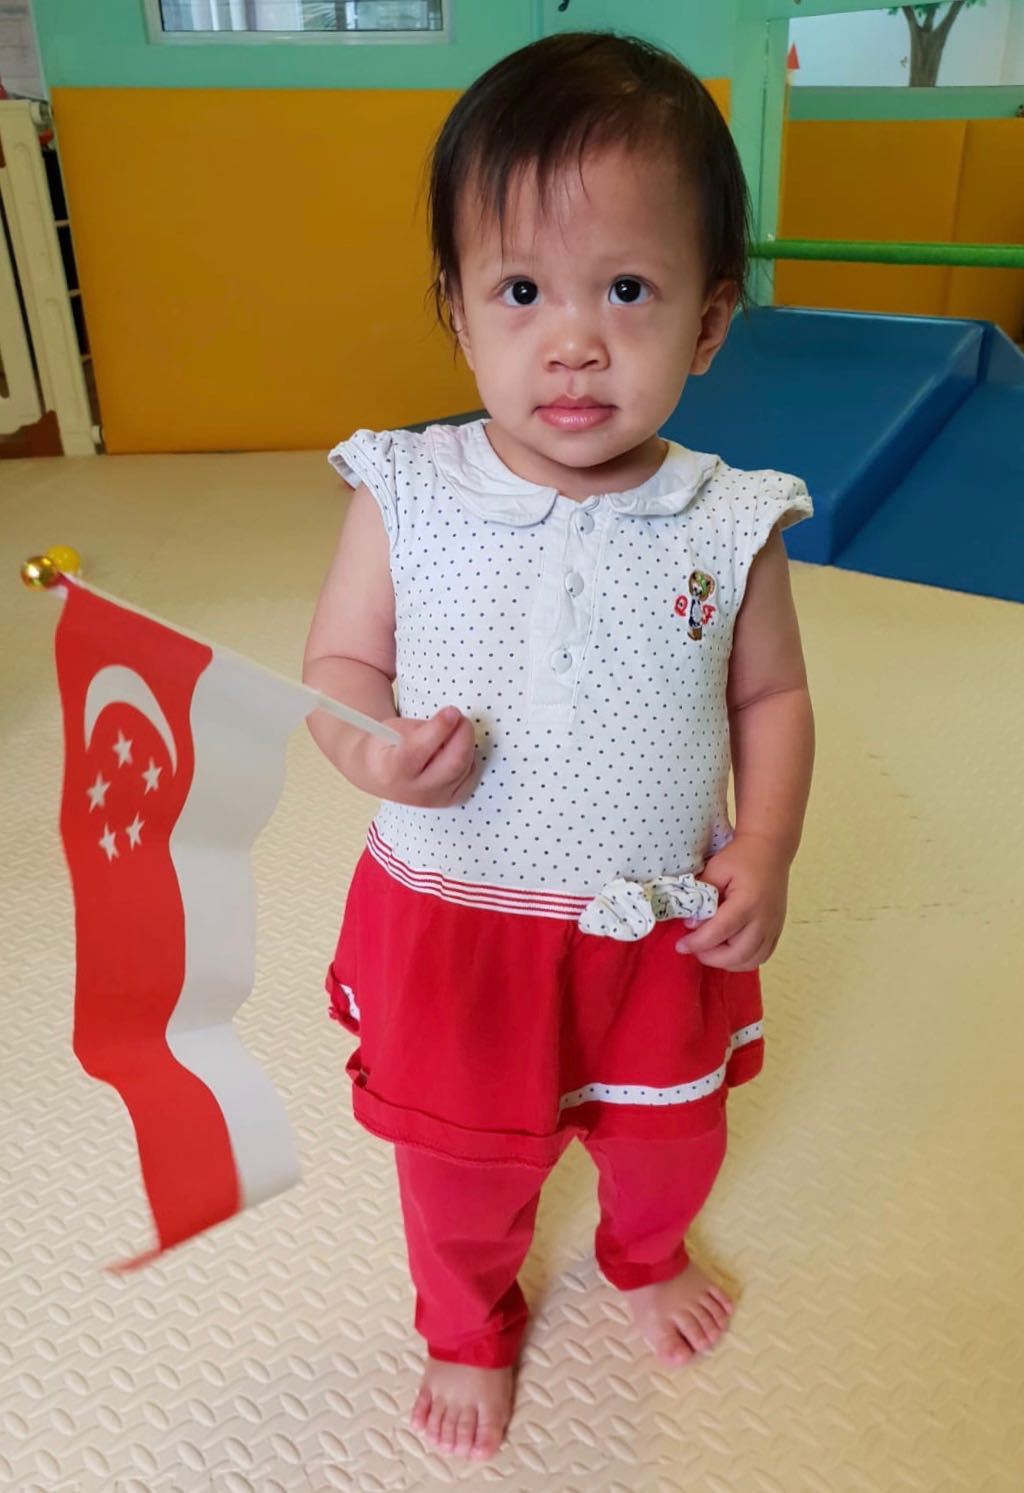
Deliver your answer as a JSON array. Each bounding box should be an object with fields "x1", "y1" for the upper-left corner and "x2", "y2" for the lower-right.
[{"x1": 21, "y1": 545, "x2": 82, "y2": 589}]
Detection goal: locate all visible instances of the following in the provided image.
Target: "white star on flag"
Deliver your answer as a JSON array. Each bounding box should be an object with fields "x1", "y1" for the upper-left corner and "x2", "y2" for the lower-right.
[
  {"x1": 125, "y1": 814, "x2": 144, "y2": 849},
  {"x1": 99, "y1": 824, "x2": 118, "y2": 861},
  {"x1": 113, "y1": 730, "x2": 133, "y2": 766},
  {"x1": 142, "y1": 758, "x2": 162, "y2": 794},
  {"x1": 87, "y1": 771, "x2": 110, "y2": 811}
]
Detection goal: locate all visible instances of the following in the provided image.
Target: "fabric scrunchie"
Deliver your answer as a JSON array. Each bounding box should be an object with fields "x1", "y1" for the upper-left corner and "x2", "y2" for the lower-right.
[{"x1": 578, "y1": 874, "x2": 718, "y2": 941}]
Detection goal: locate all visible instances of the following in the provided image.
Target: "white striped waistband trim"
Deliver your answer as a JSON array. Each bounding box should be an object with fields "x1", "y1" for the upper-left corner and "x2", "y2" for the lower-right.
[
  {"x1": 558, "y1": 1023, "x2": 764, "y2": 1112},
  {"x1": 366, "y1": 823, "x2": 591, "y2": 920}
]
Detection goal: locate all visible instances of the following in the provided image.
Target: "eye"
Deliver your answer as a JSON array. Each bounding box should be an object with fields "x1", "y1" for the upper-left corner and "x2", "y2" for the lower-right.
[
  {"x1": 501, "y1": 279, "x2": 539, "y2": 307},
  {"x1": 609, "y1": 277, "x2": 650, "y2": 305}
]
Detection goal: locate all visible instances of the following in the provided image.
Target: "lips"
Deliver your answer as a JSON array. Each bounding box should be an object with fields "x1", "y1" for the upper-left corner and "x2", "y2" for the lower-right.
[{"x1": 537, "y1": 397, "x2": 614, "y2": 431}]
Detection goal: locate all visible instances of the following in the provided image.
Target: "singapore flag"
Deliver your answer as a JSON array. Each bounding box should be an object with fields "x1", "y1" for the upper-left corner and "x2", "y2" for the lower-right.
[{"x1": 53, "y1": 579, "x2": 387, "y2": 1270}]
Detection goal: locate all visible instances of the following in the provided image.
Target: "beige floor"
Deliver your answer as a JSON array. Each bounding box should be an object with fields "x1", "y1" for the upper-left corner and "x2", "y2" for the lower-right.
[{"x1": 2, "y1": 450, "x2": 1022, "y2": 1493}]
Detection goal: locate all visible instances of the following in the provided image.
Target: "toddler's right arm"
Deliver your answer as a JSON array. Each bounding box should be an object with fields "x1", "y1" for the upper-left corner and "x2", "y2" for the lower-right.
[{"x1": 303, "y1": 484, "x2": 477, "y2": 808}]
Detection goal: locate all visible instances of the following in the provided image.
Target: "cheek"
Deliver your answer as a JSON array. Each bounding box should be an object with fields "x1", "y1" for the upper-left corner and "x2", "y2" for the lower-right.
[
  {"x1": 615, "y1": 318, "x2": 701, "y2": 387},
  {"x1": 618, "y1": 307, "x2": 699, "y2": 356},
  {"x1": 465, "y1": 314, "x2": 533, "y2": 376}
]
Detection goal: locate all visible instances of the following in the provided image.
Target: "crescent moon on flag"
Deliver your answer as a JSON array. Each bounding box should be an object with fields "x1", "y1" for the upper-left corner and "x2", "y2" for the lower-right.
[{"x1": 84, "y1": 666, "x2": 178, "y2": 773}]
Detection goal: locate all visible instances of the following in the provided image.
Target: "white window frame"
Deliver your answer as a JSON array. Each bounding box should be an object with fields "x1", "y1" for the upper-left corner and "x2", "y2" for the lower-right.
[{"x1": 142, "y1": 0, "x2": 452, "y2": 46}]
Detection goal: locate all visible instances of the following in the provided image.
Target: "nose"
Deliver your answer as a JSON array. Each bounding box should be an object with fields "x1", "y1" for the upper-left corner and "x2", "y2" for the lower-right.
[{"x1": 543, "y1": 312, "x2": 608, "y2": 373}]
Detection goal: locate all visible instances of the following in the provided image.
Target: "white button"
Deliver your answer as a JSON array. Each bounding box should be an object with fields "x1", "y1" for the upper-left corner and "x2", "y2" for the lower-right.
[
  {"x1": 576, "y1": 512, "x2": 595, "y2": 535},
  {"x1": 565, "y1": 572, "x2": 584, "y2": 597},
  {"x1": 551, "y1": 648, "x2": 573, "y2": 674}
]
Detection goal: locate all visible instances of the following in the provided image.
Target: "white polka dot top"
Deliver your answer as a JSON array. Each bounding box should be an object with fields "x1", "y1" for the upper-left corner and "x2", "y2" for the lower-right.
[{"x1": 329, "y1": 419, "x2": 812, "y2": 898}]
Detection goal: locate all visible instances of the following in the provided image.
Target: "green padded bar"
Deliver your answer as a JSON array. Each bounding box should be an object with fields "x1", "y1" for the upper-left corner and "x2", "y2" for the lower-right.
[{"x1": 750, "y1": 239, "x2": 1024, "y2": 269}]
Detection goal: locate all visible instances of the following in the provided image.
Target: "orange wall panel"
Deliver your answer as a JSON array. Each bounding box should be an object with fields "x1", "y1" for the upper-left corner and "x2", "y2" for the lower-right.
[
  {"x1": 776, "y1": 118, "x2": 966, "y2": 318},
  {"x1": 703, "y1": 76, "x2": 729, "y2": 119},
  {"x1": 947, "y1": 119, "x2": 1024, "y2": 341},
  {"x1": 54, "y1": 88, "x2": 479, "y2": 454}
]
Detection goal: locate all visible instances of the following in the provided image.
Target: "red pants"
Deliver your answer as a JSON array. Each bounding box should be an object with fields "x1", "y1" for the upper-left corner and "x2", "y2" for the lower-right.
[{"x1": 394, "y1": 1112, "x2": 728, "y2": 1367}]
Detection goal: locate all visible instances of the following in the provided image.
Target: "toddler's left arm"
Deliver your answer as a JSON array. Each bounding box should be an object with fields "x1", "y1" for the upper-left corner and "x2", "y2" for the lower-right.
[{"x1": 677, "y1": 526, "x2": 814, "y2": 971}]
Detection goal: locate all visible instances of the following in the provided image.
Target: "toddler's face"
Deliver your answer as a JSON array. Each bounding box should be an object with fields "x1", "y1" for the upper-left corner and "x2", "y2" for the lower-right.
[{"x1": 451, "y1": 143, "x2": 734, "y2": 491}]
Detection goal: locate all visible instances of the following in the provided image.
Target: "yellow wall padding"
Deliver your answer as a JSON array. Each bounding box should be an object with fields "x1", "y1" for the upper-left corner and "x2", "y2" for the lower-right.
[
  {"x1": 54, "y1": 88, "x2": 478, "y2": 454},
  {"x1": 946, "y1": 120, "x2": 1024, "y2": 342},
  {"x1": 777, "y1": 119, "x2": 965, "y2": 319},
  {"x1": 777, "y1": 116, "x2": 1024, "y2": 340},
  {"x1": 703, "y1": 76, "x2": 729, "y2": 118},
  {"x1": 55, "y1": 80, "x2": 731, "y2": 454}
]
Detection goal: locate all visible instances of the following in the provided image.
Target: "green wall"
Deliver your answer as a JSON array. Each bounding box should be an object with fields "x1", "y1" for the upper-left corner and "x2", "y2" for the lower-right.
[
  {"x1": 789, "y1": 85, "x2": 1024, "y2": 120},
  {"x1": 32, "y1": 0, "x2": 534, "y2": 89},
  {"x1": 542, "y1": 0, "x2": 736, "y2": 74},
  {"x1": 32, "y1": 0, "x2": 737, "y2": 91}
]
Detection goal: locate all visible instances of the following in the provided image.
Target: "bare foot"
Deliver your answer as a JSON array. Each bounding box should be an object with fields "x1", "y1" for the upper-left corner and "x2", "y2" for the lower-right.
[
  {"x1": 626, "y1": 1261, "x2": 734, "y2": 1367},
  {"x1": 410, "y1": 1359, "x2": 515, "y2": 1461}
]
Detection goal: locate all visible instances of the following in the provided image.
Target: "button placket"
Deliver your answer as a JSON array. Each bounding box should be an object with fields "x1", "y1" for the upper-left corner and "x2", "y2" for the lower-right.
[{"x1": 527, "y1": 499, "x2": 608, "y2": 726}]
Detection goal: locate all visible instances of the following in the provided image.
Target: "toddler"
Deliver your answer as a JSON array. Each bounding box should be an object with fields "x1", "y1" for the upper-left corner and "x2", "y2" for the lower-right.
[{"x1": 304, "y1": 31, "x2": 814, "y2": 1463}]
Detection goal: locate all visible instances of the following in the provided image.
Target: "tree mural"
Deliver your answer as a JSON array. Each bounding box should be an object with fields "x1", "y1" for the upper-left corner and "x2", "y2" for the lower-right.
[{"x1": 890, "y1": 2, "x2": 987, "y2": 87}]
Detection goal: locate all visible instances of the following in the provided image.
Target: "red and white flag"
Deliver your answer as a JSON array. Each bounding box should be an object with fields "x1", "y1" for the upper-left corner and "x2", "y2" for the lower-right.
[{"x1": 53, "y1": 579, "x2": 390, "y2": 1271}]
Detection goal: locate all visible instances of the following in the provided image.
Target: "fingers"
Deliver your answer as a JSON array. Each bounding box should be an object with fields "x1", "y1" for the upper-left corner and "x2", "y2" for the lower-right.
[
  {"x1": 376, "y1": 708, "x2": 478, "y2": 807},
  {"x1": 413, "y1": 716, "x2": 477, "y2": 800},
  {"x1": 395, "y1": 707, "x2": 466, "y2": 776},
  {"x1": 681, "y1": 925, "x2": 776, "y2": 972},
  {"x1": 678, "y1": 899, "x2": 749, "y2": 955},
  {"x1": 417, "y1": 714, "x2": 475, "y2": 779},
  {"x1": 678, "y1": 902, "x2": 780, "y2": 971}
]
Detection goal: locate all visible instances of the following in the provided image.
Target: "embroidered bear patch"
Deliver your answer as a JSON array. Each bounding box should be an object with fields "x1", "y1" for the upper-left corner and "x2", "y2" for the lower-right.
[{"x1": 674, "y1": 570, "x2": 717, "y2": 640}]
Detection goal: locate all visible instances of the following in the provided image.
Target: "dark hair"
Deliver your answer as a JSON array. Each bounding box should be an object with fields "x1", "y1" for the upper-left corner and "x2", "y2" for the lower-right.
[{"x1": 428, "y1": 31, "x2": 750, "y2": 334}]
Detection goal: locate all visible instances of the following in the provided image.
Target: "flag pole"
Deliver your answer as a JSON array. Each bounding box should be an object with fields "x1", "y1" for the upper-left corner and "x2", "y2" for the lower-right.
[
  {"x1": 310, "y1": 691, "x2": 400, "y2": 745},
  {"x1": 21, "y1": 556, "x2": 401, "y2": 745}
]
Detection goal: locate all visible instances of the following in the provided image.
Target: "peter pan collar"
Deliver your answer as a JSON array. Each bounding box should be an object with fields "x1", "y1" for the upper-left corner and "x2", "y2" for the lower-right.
[{"x1": 429, "y1": 418, "x2": 718, "y2": 526}]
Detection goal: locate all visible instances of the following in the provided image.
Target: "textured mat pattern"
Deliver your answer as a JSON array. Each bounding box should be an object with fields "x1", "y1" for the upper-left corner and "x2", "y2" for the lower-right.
[{"x1": 2, "y1": 451, "x2": 1023, "y2": 1491}]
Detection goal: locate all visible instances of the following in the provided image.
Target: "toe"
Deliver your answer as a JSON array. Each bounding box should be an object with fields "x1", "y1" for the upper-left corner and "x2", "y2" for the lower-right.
[
  {"x1": 425, "y1": 1395, "x2": 447, "y2": 1445},
  {"x1": 654, "y1": 1329, "x2": 695, "y2": 1367},
  {"x1": 453, "y1": 1407, "x2": 478, "y2": 1459},
  {"x1": 472, "y1": 1413, "x2": 506, "y2": 1460},
  {"x1": 701, "y1": 1293, "x2": 731, "y2": 1332},
  {"x1": 438, "y1": 1404, "x2": 461, "y2": 1453},
  {"x1": 410, "y1": 1386, "x2": 432, "y2": 1431},
  {"x1": 677, "y1": 1309, "x2": 714, "y2": 1351},
  {"x1": 693, "y1": 1300, "x2": 724, "y2": 1339},
  {"x1": 708, "y1": 1285, "x2": 734, "y2": 1315}
]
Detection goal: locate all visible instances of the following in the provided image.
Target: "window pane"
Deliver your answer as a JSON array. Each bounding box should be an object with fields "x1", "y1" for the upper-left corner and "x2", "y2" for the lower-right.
[
  {"x1": 158, "y1": 0, "x2": 443, "y2": 31},
  {"x1": 340, "y1": 2, "x2": 442, "y2": 30},
  {"x1": 789, "y1": 6, "x2": 1023, "y2": 88}
]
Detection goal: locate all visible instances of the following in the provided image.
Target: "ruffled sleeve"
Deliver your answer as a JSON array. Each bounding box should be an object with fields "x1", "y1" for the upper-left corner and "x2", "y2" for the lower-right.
[
  {"x1": 733, "y1": 471, "x2": 813, "y2": 609},
  {"x1": 327, "y1": 429, "x2": 401, "y2": 549}
]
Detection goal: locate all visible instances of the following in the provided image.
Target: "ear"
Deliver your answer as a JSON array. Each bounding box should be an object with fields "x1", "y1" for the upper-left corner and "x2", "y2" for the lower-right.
[
  {"x1": 690, "y1": 280, "x2": 739, "y2": 376},
  {"x1": 444, "y1": 275, "x2": 475, "y2": 369}
]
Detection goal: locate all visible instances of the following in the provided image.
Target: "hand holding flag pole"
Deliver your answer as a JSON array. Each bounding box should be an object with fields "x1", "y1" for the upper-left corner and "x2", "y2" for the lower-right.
[{"x1": 23, "y1": 548, "x2": 397, "y2": 1270}]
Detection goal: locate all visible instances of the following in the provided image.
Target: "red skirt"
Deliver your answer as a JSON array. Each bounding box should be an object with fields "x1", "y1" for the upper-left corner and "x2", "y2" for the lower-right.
[{"x1": 326, "y1": 837, "x2": 765, "y2": 1168}]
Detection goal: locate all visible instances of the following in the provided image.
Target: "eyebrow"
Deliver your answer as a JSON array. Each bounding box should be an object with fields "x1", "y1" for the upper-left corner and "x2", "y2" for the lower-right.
[{"x1": 475, "y1": 245, "x2": 678, "y2": 275}]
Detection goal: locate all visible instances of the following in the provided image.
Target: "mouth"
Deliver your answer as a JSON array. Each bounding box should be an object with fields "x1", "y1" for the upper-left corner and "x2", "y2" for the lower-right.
[{"x1": 537, "y1": 398, "x2": 615, "y2": 431}]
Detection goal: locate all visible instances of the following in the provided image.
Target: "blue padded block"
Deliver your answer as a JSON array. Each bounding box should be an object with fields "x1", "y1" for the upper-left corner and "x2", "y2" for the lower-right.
[
  {"x1": 981, "y1": 321, "x2": 1024, "y2": 385},
  {"x1": 660, "y1": 307, "x2": 984, "y2": 563},
  {"x1": 834, "y1": 381, "x2": 1024, "y2": 603}
]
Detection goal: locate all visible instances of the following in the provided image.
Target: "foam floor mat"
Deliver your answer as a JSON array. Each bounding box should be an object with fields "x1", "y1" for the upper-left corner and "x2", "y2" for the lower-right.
[{"x1": 3, "y1": 451, "x2": 1022, "y2": 1491}]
